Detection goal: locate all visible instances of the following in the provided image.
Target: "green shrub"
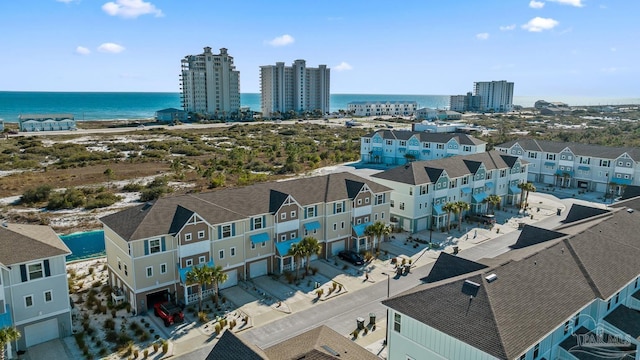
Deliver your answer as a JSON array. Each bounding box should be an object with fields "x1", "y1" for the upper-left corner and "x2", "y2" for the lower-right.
[
  {"x1": 122, "y1": 182, "x2": 144, "y2": 192},
  {"x1": 20, "y1": 185, "x2": 53, "y2": 204}
]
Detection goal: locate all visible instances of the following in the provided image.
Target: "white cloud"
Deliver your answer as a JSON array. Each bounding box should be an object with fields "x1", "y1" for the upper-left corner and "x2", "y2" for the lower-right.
[
  {"x1": 98, "y1": 42, "x2": 125, "y2": 53},
  {"x1": 267, "y1": 34, "x2": 295, "y2": 47},
  {"x1": 102, "y1": 0, "x2": 163, "y2": 19},
  {"x1": 75, "y1": 46, "x2": 91, "y2": 55},
  {"x1": 522, "y1": 17, "x2": 559, "y2": 32},
  {"x1": 476, "y1": 33, "x2": 490, "y2": 40},
  {"x1": 548, "y1": 0, "x2": 584, "y2": 7},
  {"x1": 601, "y1": 67, "x2": 617, "y2": 73},
  {"x1": 499, "y1": 24, "x2": 516, "y2": 31},
  {"x1": 529, "y1": 0, "x2": 545, "y2": 8},
  {"x1": 334, "y1": 62, "x2": 353, "y2": 71}
]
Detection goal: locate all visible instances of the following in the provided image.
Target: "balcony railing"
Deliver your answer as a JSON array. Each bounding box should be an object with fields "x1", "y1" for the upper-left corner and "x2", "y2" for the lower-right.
[{"x1": 187, "y1": 288, "x2": 216, "y2": 304}]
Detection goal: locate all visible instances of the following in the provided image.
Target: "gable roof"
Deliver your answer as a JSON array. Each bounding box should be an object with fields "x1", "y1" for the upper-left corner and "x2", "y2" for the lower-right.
[
  {"x1": 421, "y1": 252, "x2": 488, "y2": 283},
  {"x1": 619, "y1": 185, "x2": 640, "y2": 201},
  {"x1": 496, "y1": 139, "x2": 640, "y2": 160},
  {"x1": 562, "y1": 203, "x2": 610, "y2": 224},
  {"x1": 101, "y1": 172, "x2": 391, "y2": 242},
  {"x1": 206, "y1": 330, "x2": 268, "y2": 360},
  {"x1": 345, "y1": 179, "x2": 365, "y2": 199},
  {"x1": 0, "y1": 223, "x2": 71, "y2": 265},
  {"x1": 372, "y1": 150, "x2": 520, "y2": 185},
  {"x1": 363, "y1": 130, "x2": 486, "y2": 146},
  {"x1": 510, "y1": 225, "x2": 567, "y2": 249},
  {"x1": 263, "y1": 325, "x2": 379, "y2": 360},
  {"x1": 384, "y1": 207, "x2": 640, "y2": 359}
]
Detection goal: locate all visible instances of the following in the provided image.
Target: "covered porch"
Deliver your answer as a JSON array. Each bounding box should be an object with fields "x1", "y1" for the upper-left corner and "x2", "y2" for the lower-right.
[
  {"x1": 471, "y1": 192, "x2": 488, "y2": 213},
  {"x1": 275, "y1": 237, "x2": 303, "y2": 273},
  {"x1": 432, "y1": 204, "x2": 447, "y2": 231},
  {"x1": 352, "y1": 222, "x2": 373, "y2": 253},
  {"x1": 178, "y1": 259, "x2": 216, "y2": 305}
]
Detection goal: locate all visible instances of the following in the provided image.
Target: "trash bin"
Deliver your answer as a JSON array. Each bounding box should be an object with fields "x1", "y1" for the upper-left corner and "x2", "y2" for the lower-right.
[
  {"x1": 453, "y1": 246, "x2": 459, "y2": 255},
  {"x1": 557, "y1": 208, "x2": 562, "y2": 216},
  {"x1": 369, "y1": 313, "x2": 376, "y2": 325},
  {"x1": 357, "y1": 317, "x2": 365, "y2": 330}
]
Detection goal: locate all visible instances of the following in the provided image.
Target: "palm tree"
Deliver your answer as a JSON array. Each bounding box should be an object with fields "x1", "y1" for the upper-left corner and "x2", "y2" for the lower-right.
[
  {"x1": 300, "y1": 237, "x2": 322, "y2": 275},
  {"x1": 517, "y1": 182, "x2": 527, "y2": 209},
  {"x1": 185, "y1": 264, "x2": 214, "y2": 312},
  {"x1": 518, "y1": 182, "x2": 537, "y2": 209},
  {"x1": 455, "y1": 201, "x2": 470, "y2": 231},
  {"x1": 485, "y1": 194, "x2": 502, "y2": 214},
  {"x1": 442, "y1": 202, "x2": 458, "y2": 231},
  {"x1": 0, "y1": 327, "x2": 21, "y2": 360},
  {"x1": 287, "y1": 242, "x2": 305, "y2": 280},
  {"x1": 210, "y1": 265, "x2": 228, "y2": 304},
  {"x1": 365, "y1": 221, "x2": 392, "y2": 254}
]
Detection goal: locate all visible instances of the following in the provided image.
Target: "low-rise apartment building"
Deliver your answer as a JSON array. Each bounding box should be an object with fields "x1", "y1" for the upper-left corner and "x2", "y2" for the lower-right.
[
  {"x1": 100, "y1": 172, "x2": 391, "y2": 314},
  {"x1": 0, "y1": 223, "x2": 72, "y2": 355},
  {"x1": 496, "y1": 139, "x2": 640, "y2": 196},
  {"x1": 383, "y1": 201, "x2": 640, "y2": 360},
  {"x1": 370, "y1": 150, "x2": 528, "y2": 233},
  {"x1": 347, "y1": 101, "x2": 417, "y2": 117},
  {"x1": 360, "y1": 130, "x2": 486, "y2": 165}
]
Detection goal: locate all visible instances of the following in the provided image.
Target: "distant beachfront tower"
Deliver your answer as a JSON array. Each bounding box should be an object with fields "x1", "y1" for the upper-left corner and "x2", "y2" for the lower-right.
[
  {"x1": 180, "y1": 47, "x2": 240, "y2": 120},
  {"x1": 473, "y1": 80, "x2": 514, "y2": 112},
  {"x1": 260, "y1": 60, "x2": 330, "y2": 119},
  {"x1": 347, "y1": 101, "x2": 417, "y2": 117},
  {"x1": 449, "y1": 92, "x2": 481, "y2": 112}
]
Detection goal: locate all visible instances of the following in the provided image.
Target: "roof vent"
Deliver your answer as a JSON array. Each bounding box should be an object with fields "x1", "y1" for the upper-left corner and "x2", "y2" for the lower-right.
[
  {"x1": 485, "y1": 273, "x2": 498, "y2": 283},
  {"x1": 462, "y1": 280, "x2": 480, "y2": 297},
  {"x1": 321, "y1": 345, "x2": 340, "y2": 357},
  {"x1": 627, "y1": 208, "x2": 635, "y2": 213}
]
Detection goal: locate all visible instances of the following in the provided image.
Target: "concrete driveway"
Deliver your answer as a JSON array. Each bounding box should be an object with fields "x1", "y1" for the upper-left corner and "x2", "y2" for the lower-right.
[{"x1": 18, "y1": 339, "x2": 73, "y2": 360}]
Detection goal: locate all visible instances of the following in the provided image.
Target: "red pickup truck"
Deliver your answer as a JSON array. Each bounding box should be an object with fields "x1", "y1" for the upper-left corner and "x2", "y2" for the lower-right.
[{"x1": 154, "y1": 302, "x2": 184, "y2": 327}]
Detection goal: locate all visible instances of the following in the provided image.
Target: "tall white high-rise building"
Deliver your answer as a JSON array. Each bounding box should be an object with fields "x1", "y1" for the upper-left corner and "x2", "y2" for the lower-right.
[
  {"x1": 473, "y1": 80, "x2": 514, "y2": 112},
  {"x1": 180, "y1": 47, "x2": 240, "y2": 119},
  {"x1": 260, "y1": 60, "x2": 330, "y2": 118}
]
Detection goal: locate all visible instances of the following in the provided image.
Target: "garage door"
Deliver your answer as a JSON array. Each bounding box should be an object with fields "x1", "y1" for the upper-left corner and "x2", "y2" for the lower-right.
[
  {"x1": 417, "y1": 218, "x2": 428, "y2": 232},
  {"x1": 249, "y1": 260, "x2": 268, "y2": 278},
  {"x1": 219, "y1": 269, "x2": 238, "y2": 290},
  {"x1": 25, "y1": 318, "x2": 59, "y2": 347},
  {"x1": 331, "y1": 240, "x2": 345, "y2": 255}
]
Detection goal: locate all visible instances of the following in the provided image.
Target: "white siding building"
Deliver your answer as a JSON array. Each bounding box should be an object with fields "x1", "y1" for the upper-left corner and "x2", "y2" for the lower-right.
[
  {"x1": 260, "y1": 60, "x2": 330, "y2": 118},
  {"x1": 496, "y1": 139, "x2": 640, "y2": 196},
  {"x1": 384, "y1": 201, "x2": 640, "y2": 360},
  {"x1": 0, "y1": 224, "x2": 72, "y2": 357},
  {"x1": 370, "y1": 150, "x2": 528, "y2": 233},
  {"x1": 180, "y1": 47, "x2": 240, "y2": 119},
  {"x1": 348, "y1": 101, "x2": 417, "y2": 117},
  {"x1": 360, "y1": 130, "x2": 486, "y2": 165}
]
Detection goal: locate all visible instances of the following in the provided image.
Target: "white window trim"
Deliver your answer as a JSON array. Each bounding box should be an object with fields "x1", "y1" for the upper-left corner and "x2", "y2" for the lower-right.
[
  {"x1": 230, "y1": 247, "x2": 236, "y2": 257},
  {"x1": 219, "y1": 249, "x2": 225, "y2": 259},
  {"x1": 197, "y1": 231, "x2": 205, "y2": 239},
  {"x1": 184, "y1": 233, "x2": 192, "y2": 241},
  {"x1": 146, "y1": 266, "x2": 153, "y2": 278},
  {"x1": 281, "y1": 213, "x2": 286, "y2": 220},
  {"x1": 199, "y1": 256, "x2": 206, "y2": 264},
  {"x1": 251, "y1": 242, "x2": 256, "y2": 249},
  {"x1": 185, "y1": 259, "x2": 193, "y2": 267},
  {"x1": 24, "y1": 294, "x2": 34, "y2": 308},
  {"x1": 261, "y1": 241, "x2": 266, "y2": 247},
  {"x1": 290, "y1": 210, "x2": 296, "y2": 218},
  {"x1": 43, "y1": 290, "x2": 53, "y2": 303},
  {"x1": 160, "y1": 263, "x2": 167, "y2": 274},
  {"x1": 149, "y1": 238, "x2": 161, "y2": 253},
  {"x1": 27, "y1": 261, "x2": 44, "y2": 281}
]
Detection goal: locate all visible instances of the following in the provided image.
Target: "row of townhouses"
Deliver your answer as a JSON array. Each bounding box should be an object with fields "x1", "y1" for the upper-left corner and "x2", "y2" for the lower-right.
[
  {"x1": 99, "y1": 172, "x2": 391, "y2": 314},
  {"x1": 0, "y1": 223, "x2": 72, "y2": 355},
  {"x1": 496, "y1": 139, "x2": 640, "y2": 196},
  {"x1": 384, "y1": 200, "x2": 640, "y2": 360},
  {"x1": 347, "y1": 101, "x2": 418, "y2": 117},
  {"x1": 370, "y1": 150, "x2": 528, "y2": 233},
  {"x1": 360, "y1": 130, "x2": 487, "y2": 165}
]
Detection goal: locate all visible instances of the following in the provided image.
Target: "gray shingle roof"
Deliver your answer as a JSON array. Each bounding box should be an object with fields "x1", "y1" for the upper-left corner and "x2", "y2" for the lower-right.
[
  {"x1": 496, "y1": 139, "x2": 640, "y2": 160},
  {"x1": 562, "y1": 203, "x2": 610, "y2": 224},
  {"x1": 206, "y1": 330, "x2": 268, "y2": 360},
  {"x1": 363, "y1": 130, "x2": 486, "y2": 146},
  {"x1": 421, "y1": 252, "x2": 488, "y2": 283},
  {"x1": 384, "y1": 207, "x2": 640, "y2": 359},
  {"x1": 510, "y1": 225, "x2": 567, "y2": 249},
  {"x1": 603, "y1": 305, "x2": 640, "y2": 339},
  {"x1": 0, "y1": 223, "x2": 71, "y2": 265},
  {"x1": 372, "y1": 150, "x2": 520, "y2": 185},
  {"x1": 101, "y1": 172, "x2": 391, "y2": 241},
  {"x1": 263, "y1": 325, "x2": 380, "y2": 360}
]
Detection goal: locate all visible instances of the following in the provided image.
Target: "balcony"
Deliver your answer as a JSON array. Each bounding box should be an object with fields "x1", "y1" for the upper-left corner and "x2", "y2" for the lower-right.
[
  {"x1": 111, "y1": 287, "x2": 125, "y2": 305},
  {"x1": 187, "y1": 288, "x2": 216, "y2": 305}
]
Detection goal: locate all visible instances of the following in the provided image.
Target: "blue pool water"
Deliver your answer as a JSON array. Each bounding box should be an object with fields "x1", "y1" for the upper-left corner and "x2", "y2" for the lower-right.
[{"x1": 59, "y1": 230, "x2": 105, "y2": 261}]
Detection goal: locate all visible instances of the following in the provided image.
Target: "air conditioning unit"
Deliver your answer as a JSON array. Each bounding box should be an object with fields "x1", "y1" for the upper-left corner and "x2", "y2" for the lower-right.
[{"x1": 485, "y1": 273, "x2": 498, "y2": 283}]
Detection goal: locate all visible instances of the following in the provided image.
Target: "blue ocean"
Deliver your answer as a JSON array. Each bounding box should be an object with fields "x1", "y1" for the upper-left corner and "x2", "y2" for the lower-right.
[{"x1": 0, "y1": 91, "x2": 638, "y2": 122}]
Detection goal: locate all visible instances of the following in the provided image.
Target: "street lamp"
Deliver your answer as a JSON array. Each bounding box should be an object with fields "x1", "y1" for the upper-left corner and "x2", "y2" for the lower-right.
[{"x1": 381, "y1": 272, "x2": 391, "y2": 347}]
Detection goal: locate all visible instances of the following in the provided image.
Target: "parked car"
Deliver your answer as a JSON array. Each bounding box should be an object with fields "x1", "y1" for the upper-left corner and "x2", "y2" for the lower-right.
[
  {"x1": 465, "y1": 213, "x2": 496, "y2": 225},
  {"x1": 154, "y1": 301, "x2": 184, "y2": 327},
  {"x1": 338, "y1": 250, "x2": 365, "y2": 266}
]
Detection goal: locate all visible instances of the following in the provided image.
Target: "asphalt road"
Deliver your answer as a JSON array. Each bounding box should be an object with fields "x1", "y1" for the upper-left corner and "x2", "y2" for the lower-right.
[{"x1": 175, "y1": 195, "x2": 581, "y2": 359}]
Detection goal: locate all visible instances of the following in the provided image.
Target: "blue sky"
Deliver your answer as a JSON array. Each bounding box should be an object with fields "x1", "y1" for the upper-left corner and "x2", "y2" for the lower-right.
[{"x1": 0, "y1": 0, "x2": 637, "y2": 97}]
